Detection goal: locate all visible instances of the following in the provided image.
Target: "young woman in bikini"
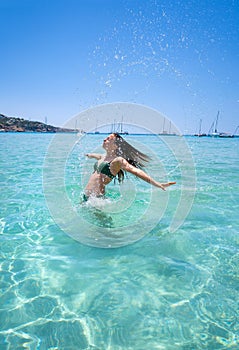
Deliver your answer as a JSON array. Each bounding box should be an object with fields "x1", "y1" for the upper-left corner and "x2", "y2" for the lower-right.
[{"x1": 83, "y1": 133, "x2": 176, "y2": 201}]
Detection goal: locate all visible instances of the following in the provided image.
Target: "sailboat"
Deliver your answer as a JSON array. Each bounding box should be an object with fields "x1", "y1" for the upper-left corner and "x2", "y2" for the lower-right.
[
  {"x1": 118, "y1": 116, "x2": 128, "y2": 135},
  {"x1": 194, "y1": 119, "x2": 207, "y2": 137},
  {"x1": 219, "y1": 120, "x2": 235, "y2": 137},
  {"x1": 159, "y1": 117, "x2": 168, "y2": 135},
  {"x1": 208, "y1": 111, "x2": 234, "y2": 138},
  {"x1": 158, "y1": 118, "x2": 176, "y2": 135},
  {"x1": 111, "y1": 117, "x2": 128, "y2": 134},
  {"x1": 219, "y1": 133, "x2": 234, "y2": 138},
  {"x1": 208, "y1": 111, "x2": 220, "y2": 137}
]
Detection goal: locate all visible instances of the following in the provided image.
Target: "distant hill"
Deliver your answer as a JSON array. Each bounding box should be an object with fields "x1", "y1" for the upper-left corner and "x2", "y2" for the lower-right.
[{"x1": 0, "y1": 114, "x2": 76, "y2": 133}]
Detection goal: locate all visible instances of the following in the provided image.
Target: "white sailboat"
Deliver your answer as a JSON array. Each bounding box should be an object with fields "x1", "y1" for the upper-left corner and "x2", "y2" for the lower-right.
[
  {"x1": 208, "y1": 111, "x2": 234, "y2": 138},
  {"x1": 159, "y1": 117, "x2": 168, "y2": 135},
  {"x1": 208, "y1": 111, "x2": 220, "y2": 137},
  {"x1": 158, "y1": 118, "x2": 176, "y2": 135}
]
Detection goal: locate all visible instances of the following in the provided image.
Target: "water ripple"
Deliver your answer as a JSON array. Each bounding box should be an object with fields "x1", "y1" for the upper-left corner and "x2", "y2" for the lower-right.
[{"x1": 1, "y1": 135, "x2": 239, "y2": 349}]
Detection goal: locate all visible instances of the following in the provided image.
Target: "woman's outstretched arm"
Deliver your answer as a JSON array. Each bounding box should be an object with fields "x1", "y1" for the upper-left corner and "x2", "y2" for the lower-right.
[
  {"x1": 119, "y1": 157, "x2": 176, "y2": 191},
  {"x1": 85, "y1": 153, "x2": 102, "y2": 160}
]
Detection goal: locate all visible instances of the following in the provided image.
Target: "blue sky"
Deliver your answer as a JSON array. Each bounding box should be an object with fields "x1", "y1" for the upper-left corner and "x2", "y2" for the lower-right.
[{"x1": 0, "y1": 0, "x2": 238, "y2": 134}]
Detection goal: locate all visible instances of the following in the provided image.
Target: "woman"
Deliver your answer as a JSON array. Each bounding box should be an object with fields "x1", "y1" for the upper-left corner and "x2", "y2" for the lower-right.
[{"x1": 83, "y1": 133, "x2": 176, "y2": 201}]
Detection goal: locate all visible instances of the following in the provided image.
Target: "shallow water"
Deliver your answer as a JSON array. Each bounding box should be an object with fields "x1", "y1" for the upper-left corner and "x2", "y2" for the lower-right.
[{"x1": 1, "y1": 133, "x2": 239, "y2": 349}]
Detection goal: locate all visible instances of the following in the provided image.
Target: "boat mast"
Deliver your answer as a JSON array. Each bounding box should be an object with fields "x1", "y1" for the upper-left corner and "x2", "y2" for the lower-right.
[
  {"x1": 208, "y1": 111, "x2": 220, "y2": 135},
  {"x1": 199, "y1": 119, "x2": 202, "y2": 135},
  {"x1": 208, "y1": 120, "x2": 214, "y2": 134},
  {"x1": 162, "y1": 117, "x2": 166, "y2": 134},
  {"x1": 214, "y1": 111, "x2": 219, "y2": 133},
  {"x1": 120, "y1": 116, "x2": 123, "y2": 133},
  {"x1": 233, "y1": 125, "x2": 239, "y2": 136}
]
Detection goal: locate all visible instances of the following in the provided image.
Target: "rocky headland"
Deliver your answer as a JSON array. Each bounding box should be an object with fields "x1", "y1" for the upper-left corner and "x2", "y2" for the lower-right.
[{"x1": 0, "y1": 114, "x2": 76, "y2": 133}]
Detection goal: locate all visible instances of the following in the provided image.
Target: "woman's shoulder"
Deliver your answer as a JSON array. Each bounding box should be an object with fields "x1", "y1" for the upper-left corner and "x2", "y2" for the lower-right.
[
  {"x1": 112, "y1": 156, "x2": 125, "y2": 163},
  {"x1": 111, "y1": 157, "x2": 132, "y2": 169}
]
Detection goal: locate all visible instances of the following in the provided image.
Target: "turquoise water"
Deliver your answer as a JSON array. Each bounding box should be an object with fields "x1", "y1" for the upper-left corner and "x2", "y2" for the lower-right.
[{"x1": 1, "y1": 133, "x2": 239, "y2": 349}]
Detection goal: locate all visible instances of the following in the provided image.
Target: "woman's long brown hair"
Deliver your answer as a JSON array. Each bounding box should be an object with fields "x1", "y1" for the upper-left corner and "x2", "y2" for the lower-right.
[{"x1": 112, "y1": 133, "x2": 151, "y2": 183}]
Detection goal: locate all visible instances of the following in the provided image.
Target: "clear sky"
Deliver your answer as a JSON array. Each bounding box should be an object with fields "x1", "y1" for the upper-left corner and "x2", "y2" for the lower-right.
[{"x1": 1, "y1": 0, "x2": 238, "y2": 134}]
